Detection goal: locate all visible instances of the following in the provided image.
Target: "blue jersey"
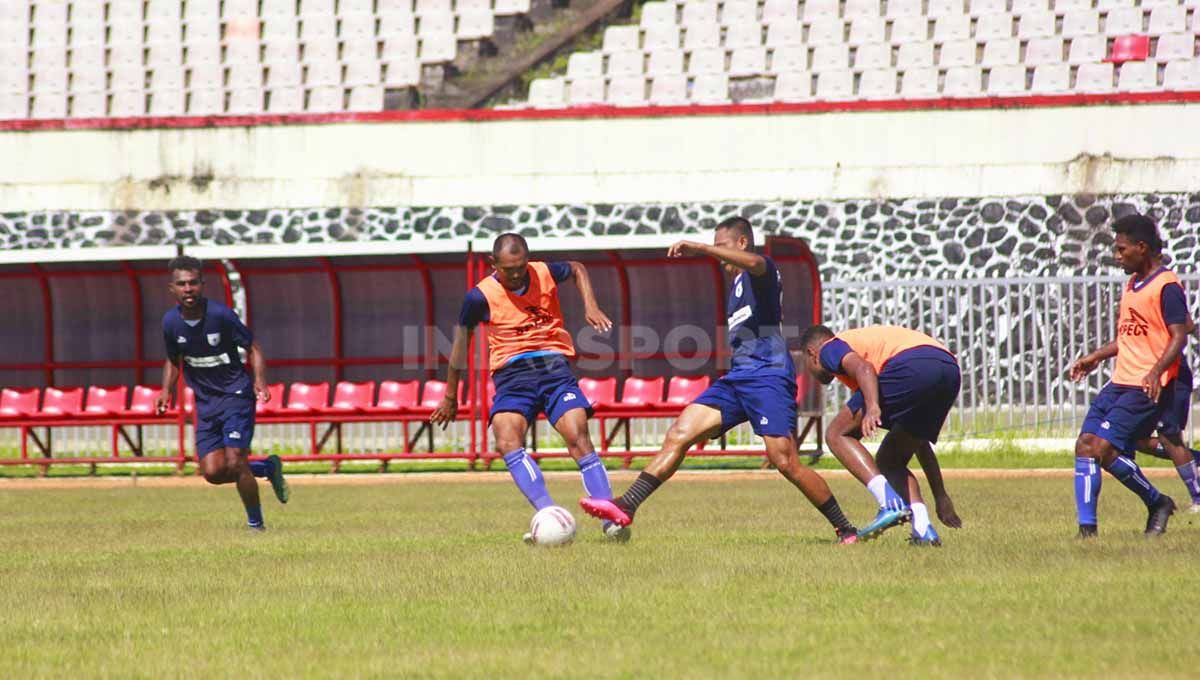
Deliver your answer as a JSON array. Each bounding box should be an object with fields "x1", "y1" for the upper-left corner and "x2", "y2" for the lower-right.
[
  {"x1": 726, "y1": 256, "x2": 793, "y2": 376},
  {"x1": 163, "y1": 299, "x2": 254, "y2": 405}
]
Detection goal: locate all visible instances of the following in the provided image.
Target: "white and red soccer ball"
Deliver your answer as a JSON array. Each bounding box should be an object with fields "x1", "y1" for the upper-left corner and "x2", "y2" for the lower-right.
[{"x1": 529, "y1": 506, "x2": 577, "y2": 546}]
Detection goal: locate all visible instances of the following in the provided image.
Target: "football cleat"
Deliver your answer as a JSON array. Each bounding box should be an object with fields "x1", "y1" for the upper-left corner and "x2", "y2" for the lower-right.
[
  {"x1": 247, "y1": 523, "x2": 266, "y2": 532},
  {"x1": 909, "y1": 525, "x2": 942, "y2": 547},
  {"x1": 1145, "y1": 496, "x2": 1176, "y2": 536},
  {"x1": 603, "y1": 522, "x2": 632, "y2": 543},
  {"x1": 580, "y1": 497, "x2": 632, "y2": 527},
  {"x1": 1077, "y1": 524, "x2": 1098, "y2": 539},
  {"x1": 856, "y1": 507, "x2": 909, "y2": 541},
  {"x1": 266, "y1": 454, "x2": 289, "y2": 504},
  {"x1": 522, "y1": 532, "x2": 535, "y2": 545},
  {"x1": 836, "y1": 529, "x2": 859, "y2": 545}
]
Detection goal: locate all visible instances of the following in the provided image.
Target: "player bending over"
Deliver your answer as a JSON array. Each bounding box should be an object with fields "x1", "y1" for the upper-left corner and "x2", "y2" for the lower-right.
[
  {"x1": 1070, "y1": 214, "x2": 1189, "y2": 537},
  {"x1": 1133, "y1": 321, "x2": 1200, "y2": 513},
  {"x1": 430, "y1": 233, "x2": 627, "y2": 542},
  {"x1": 154, "y1": 256, "x2": 289, "y2": 531},
  {"x1": 798, "y1": 324, "x2": 962, "y2": 545},
  {"x1": 580, "y1": 217, "x2": 862, "y2": 544}
]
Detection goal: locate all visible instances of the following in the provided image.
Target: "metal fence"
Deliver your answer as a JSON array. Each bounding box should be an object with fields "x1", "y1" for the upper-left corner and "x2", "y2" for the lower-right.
[{"x1": 823, "y1": 274, "x2": 1200, "y2": 442}]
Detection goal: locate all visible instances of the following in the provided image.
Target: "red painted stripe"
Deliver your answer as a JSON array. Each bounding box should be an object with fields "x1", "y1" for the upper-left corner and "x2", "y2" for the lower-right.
[{"x1": 0, "y1": 90, "x2": 1196, "y2": 132}]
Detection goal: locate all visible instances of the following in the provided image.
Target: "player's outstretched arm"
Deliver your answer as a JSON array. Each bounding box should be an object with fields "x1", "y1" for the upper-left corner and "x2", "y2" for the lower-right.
[
  {"x1": 841, "y1": 352, "x2": 883, "y2": 438},
  {"x1": 1069, "y1": 341, "x2": 1117, "y2": 381},
  {"x1": 154, "y1": 358, "x2": 179, "y2": 415},
  {"x1": 567, "y1": 261, "x2": 612, "y2": 334},
  {"x1": 431, "y1": 325, "x2": 471, "y2": 428},
  {"x1": 667, "y1": 240, "x2": 766, "y2": 276},
  {"x1": 915, "y1": 443, "x2": 961, "y2": 528},
  {"x1": 245, "y1": 342, "x2": 270, "y2": 402}
]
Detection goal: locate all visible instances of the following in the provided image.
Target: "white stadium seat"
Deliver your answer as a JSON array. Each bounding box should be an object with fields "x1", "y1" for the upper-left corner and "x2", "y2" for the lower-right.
[
  {"x1": 901, "y1": 66, "x2": 940, "y2": 97},
  {"x1": 456, "y1": 9, "x2": 495, "y2": 39},
  {"x1": 729, "y1": 47, "x2": 767, "y2": 76},
  {"x1": 418, "y1": 12, "x2": 455, "y2": 36},
  {"x1": 804, "y1": 0, "x2": 841, "y2": 23},
  {"x1": 1148, "y1": 7, "x2": 1187, "y2": 35},
  {"x1": 928, "y1": 0, "x2": 965, "y2": 19},
  {"x1": 724, "y1": 22, "x2": 764, "y2": 49},
  {"x1": 643, "y1": 25, "x2": 682, "y2": 50},
  {"x1": 887, "y1": 0, "x2": 923, "y2": 20},
  {"x1": 845, "y1": 0, "x2": 881, "y2": 19},
  {"x1": 1067, "y1": 35, "x2": 1107, "y2": 64},
  {"x1": 1104, "y1": 8, "x2": 1145, "y2": 35},
  {"x1": 722, "y1": 0, "x2": 759, "y2": 26},
  {"x1": 987, "y1": 64, "x2": 1027, "y2": 94},
  {"x1": 0, "y1": 93, "x2": 26, "y2": 119},
  {"x1": 528, "y1": 77, "x2": 566, "y2": 107},
  {"x1": 766, "y1": 22, "x2": 804, "y2": 48},
  {"x1": 814, "y1": 69, "x2": 854, "y2": 99},
  {"x1": 1024, "y1": 37, "x2": 1065, "y2": 66},
  {"x1": 855, "y1": 42, "x2": 893, "y2": 70},
  {"x1": 1030, "y1": 63, "x2": 1070, "y2": 93},
  {"x1": 688, "y1": 48, "x2": 726, "y2": 75},
  {"x1": 1061, "y1": 10, "x2": 1100, "y2": 39},
  {"x1": 641, "y1": 3, "x2": 678, "y2": 29},
  {"x1": 70, "y1": 91, "x2": 107, "y2": 118},
  {"x1": 1163, "y1": 60, "x2": 1200, "y2": 90},
  {"x1": 606, "y1": 76, "x2": 647, "y2": 105},
  {"x1": 31, "y1": 92, "x2": 67, "y2": 119},
  {"x1": 189, "y1": 63, "x2": 225, "y2": 89},
  {"x1": 1017, "y1": 12, "x2": 1057, "y2": 40},
  {"x1": 969, "y1": 0, "x2": 1007, "y2": 16},
  {"x1": 382, "y1": 57, "x2": 419, "y2": 86},
  {"x1": 1074, "y1": 62, "x2": 1114, "y2": 92},
  {"x1": 568, "y1": 76, "x2": 604, "y2": 104},
  {"x1": 607, "y1": 51, "x2": 645, "y2": 77},
  {"x1": 939, "y1": 40, "x2": 977, "y2": 67},
  {"x1": 649, "y1": 74, "x2": 689, "y2": 104},
  {"x1": 933, "y1": 15, "x2": 972, "y2": 43},
  {"x1": 224, "y1": 0, "x2": 260, "y2": 18},
  {"x1": 690, "y1": 73, "x2": 729, "y2": 103},
  {"x1": 897, "y1": 41, "x2": 935, "y2": 68},
  {"x1": 944, "y1": 65, "x2": 983, "y2": 96},
  {"x1": 811, "y1": 44, "x2": 851, "y2": 71},
  {"x1": 773, "y1": 71, "x2": 812, "y2": 100},
  {"x1": 858, "y1": 68, "x2": 897, "y2": 98},
  {"x1": 981, "y1": 39, "x2": 1020, "y2": 67},
  {"x1": 684, "y1": 22, "x2": 722, "y2": 50},
  {"x1": 1117, "y1": 61, "x2": 1159, "y2": 90},
  {"x1": 603, "y1": 26, "x2": 641, "y2": 54},
  {"x1": 149, "y1": 88, "x2": 186, "y2": 116},
  {"x1": 762, "y1": 0, "x2": 799, "y2": 24},
  {"x1": 419, "y1": 32, "x2": 456, "y2": 62},
  {"x1": 268, "y1": 86, "x2": 305, "y2": 113},
  {"x1": 647, "y1": 48, "x2": 685, "y2": 75},
  {"x1": 1011, "y1": 0, "x2": 1050, "y2": 14},
  {"x1": 974, "y1": 13, "x2": 1014, "y2": 41},
  {"x1": 567, "y1": 52, "x2": 603, "y2": 79},
  {"x1": 1097, "y1": 0, "x2": 1135, "y2": 10},
  {"x1": 307, "y1": 85, "x2": 345, "y2": 112},
  {"x1": 1054, "y1": 0, "x2": 1092, "y2": 11},
  {"x1": 890, "y1": 17, "x2": 930, "y2": 44},
  {"x1": 305, "y1": 61, "x2": 343, "y2": 86},
  {"x1": 380, "y1": 12, "x2": 417, "y2": 35},
  {"x1": 681, "y1": 3, "x2": 718, "y2": 27},
  {"x1": 807, "y1": 19, "x2": 846, "y2": 47},
  {"x1": 1155, "y1": 34, "x2": 1197, "y2": 62},
  {"x1": 771, "y1": 46, "x2": 809, "y2": 72},
  {"x1": 347, "y1": 85, "x2": 383, "y2": 111},
  {"x1": 382, "y1": 36, "x2": 419, "y2": 60},
  {"x1": 188, "y1": 88, "x2": 224, "y2": 114},
  {"x1": 849, "y1": 18, "x2": 887, "y2": 45},
  {"x1": 110, "y1": 89, "x2": 146, "y2": 116}
]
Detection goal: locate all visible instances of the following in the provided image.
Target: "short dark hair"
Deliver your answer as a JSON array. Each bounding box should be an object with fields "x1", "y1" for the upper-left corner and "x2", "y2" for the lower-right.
[
  {"x1": 798, "y1": 324, "x2": 834, "y2": 349},
  {"x1": 716, "y1": 216, "x2": 755, "y2": 248},
  {"x1": 492, "y1": 232, "x2": 529, "y2": 258},
  {"x1": 167, "y1": 255, "x2": 203, "y2": 276},
  {"x1": 1112, "y1": 214, "x2": 1164, "y2": 254}
]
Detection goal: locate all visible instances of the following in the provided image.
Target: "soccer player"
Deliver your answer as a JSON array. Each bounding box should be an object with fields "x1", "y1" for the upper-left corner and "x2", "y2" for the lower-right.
[
  {"x1": 797, "y1": 324, "x2": 963, "y2": 545},
  {"x1": 430, "y1": 233, "x2": 625, "y2": 542},
  {"x1": 1069, "y1": 214, "x2": 1187, "y2": 537},
  {"x1": 578, "y1": 217, "x2": 862, "y2": 544},
  {"x1": 153, "y1": 256, "x2": 289, "y2": 531},
  {"x1": 1134, "y1": 321, "x2": 1200, "y2": 512}
]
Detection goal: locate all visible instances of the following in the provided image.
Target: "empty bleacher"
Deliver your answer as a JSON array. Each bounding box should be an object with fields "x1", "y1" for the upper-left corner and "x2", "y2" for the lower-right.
[{"x1": 521, "y1": 0, "x2": 1200, "y2": 107}]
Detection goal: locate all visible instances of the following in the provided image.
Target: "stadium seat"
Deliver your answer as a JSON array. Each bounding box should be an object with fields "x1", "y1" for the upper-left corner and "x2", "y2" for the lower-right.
[
  {"x1": 855, "y1": 42, "x2": 893, "y2": 70},
  {"x1": 944, "y1": 65, "x2": 983, "y2": 95},
  {"x1": 982, "y1": 39, "x2": 1020, "y2": 67},
  {"x1": 568, "y1": 77, "x2": 604, "y2": 105},
  {"x1": 987, "y1": 64, "x2": 1027, "y2": 94},
  {"x1": 1075, "y1": 61, "x2": 1115, "y2": 91},
  {"x1": 189, "y1": 64, "x2": 225, "y2": 89},
  {"x1": 343, "y1": 60, "x2": 382, "y2": 87},
  {"x1": 31, "y1": 92, "x2": 66, "y2": 118},
  {"x1": 186, "y1": 43, "x2": 223, "y2": 67},
  {"x1": 226, "y1": 40, "x2": 262, "y2": 66},
  {"x1": 230, "y1": 63, "x2": 266, "y2": 88},
  {"x1": 84, "y1": 386, "x2": 129, "y2": 416},
  {"x1": 39, "y1": 387, "x2": 84, "y2": 416},
  {"x1": 306, "y1": 61, "x2": 343, "y2": 86},
  {"x1": 1017, "y1": 12, "x2": 1057, "y2": 40},
  {"x1": 1030, "y1": 63, "x2": 1071, "y2": 92},
  {"x1": 1140, "y1": 0, "x2": 1181, "y2": 7},
  {"x1": 578, "y1": 377, "x2": 618, "y2": 408},
  {"x1": 807, "y1": 19, "x2": 846, "y2": 47},
  {"x1": 1105, "y1": 8, "x2": 1145, "y2": 35},
  {"x1": 689, "y1": 48, "x2": 726, "y2": 75},
  {"x1": 691, "y1": 73, "x2": 730, "y2": 103},
  {"x1": 1010, "y1": 0, "x2": 1050, "y2": 14},
  {"x1": 603, "y1": 26, "x2": 641, "y2": 54},
  {"x1": 0, "y1": 387, "x2": 40, "y2": 417},
  {"x1": 146, "y1": 20, "x2": 184, "y2": 46},
  {"x1": 71, "y1": 66, "x2": 108, "y2": 93},
  {"x1": 416, "y1": 0, "x2": 452, "y2": 17},
  {"x1": 418, "y1": 380, "x2": 450, "y2": 411},
  {"x1": 228, "y1": 87, "x2": 265, "y2": 114},
  {"x1": 188, "y1": 88, "x2": 224, "y2": 114},
  {"x1": 897, "y1": 41, "x2": 935, "y2": 68},
  {"x1": 643, "y1": 25, "x2": 682, "y2": 50},
  {"x1": 301, "y1": 0, "x2": 337, "y2": 16},
  {"x1": 1098, "y1": 0, "x2": 1136, "y2": 9},
  {"x1": 0, "y1": 92, "x2": 27, "y2": 117},
  {"x1": 326, "y1": 381, "x2": 376, "y2": 413},
  {"x1": 684, "y1": 22, "x2": 722, "y2": 50},
  {"x1": 493, "y1": 0, "x2": 532, "y2": 14},
  {"x1": 1061, "y1": 10, "x2": 1101, "y2": 38},
  {"x1": 729, "y1": 47, "x2": 767, "y2": 77},
  {"x1": 933, "y1": 15, "x2": 972, "y2": 43},
  {"x1": 766, "y1": 21, "x2": 804, "y2": 48},
  {"x1": 109, "y1": 0, "x2": 144, "y2": 24},
  {"x1": 419, "y1": 33, "x2": 457, "y2": 62},
  {"x1": 900, "y1": 66, "x2": 940, "y2": 97},
  {"x1": 349, "y1": 85, "x2": 384, "y2": 111},
  {"x1": 859, "y1": 68, "x2": 898, "y2": 98},
  {"x1": 815, "y1": 69, "x2": 854, "y2": 99},
  {"x1": 649, "y1": 74, "x2": 689, "y2": 104},
  {"x1": 659, "y1": 376, "x2": 712, "y2": 408},
  {"x1": 725, "y1": 22, "x2": 764, "y2": 49},
  {"x1": 146, "y1": 0, "x2": 182, "y2": 21},
  {"x1": 844, "y1": 0, "x2": 881, "y2": 20},
  {"x1": 811, "y1": 44, "x2": 850, "y2": 71},
  {"x1": 890, "y1": 16, "x2": 930, "y2": 44},
  {"x1": 722, "y1": 0, "x2": 759, "y2": 26},
  {"x1": 527, "y1": 77, "x2": 565, "y2": 107},
  {"x1": 268, "y1": 86, "x2": 305, "y2": 112},
  {"x1": 1117, "y1": 60, "x2": 1160, "y2": 90},
  {"x1": 1068, "y1": 35, "x2": 1107, "y2": 64},
  {"x1": 149, "y1": 90, "x2": 186, "y2": 115},
  {"x1": 568, "y1": 52, "x2": 604, "y2": 79},
  {"x1": 1108, "y1": 34, "x2": 1150, "y2": 63},
  {"x1": 975, "y1": 13, "x2": 1014, "y2": 41},
  {"x1": 286, "y1": 382, "x2": 332, "y2": 412},
  {"x1": 1054, "y1": 0, "x2": 1092, "y2": 11},
  {"x1": 928, "y1": 0, "x2": 965, "y2": 19},
  {"x1": 886, "y1": 0, "x2": 924, "y2": 19},
  {"x1": 969, "y1": 0, "x2": 1007, "y2": 15},
  {"x1": 607, "y1": 51, "x2": 644, "y2": 77},
  {"x1": 803, "y1": 0, "x2": 841, "y2": 23},
  {"x1": 418, "y1": 12, "x2": 455, "y2": 36},
  {"x1": 939, "y1": 40, "x2": 978, "y2": 67},
  {"x1": 383, "y1": 58, "x2": 420, "y2": 87},
  {"x1": 1024, "y1": 37, "x2": 1065, "y2": 66},
  {"x1": 762, "y1": 0, "x2": 799, "y2": 24},
  {"x1": 607, "y1": 76, "x2": 647, "y2": 105},
  {"x1": 682, "y1": 3, "x2": 718, "y2": 27},
  {"x1": 641, "y1": 3, "x2": 678, "y2": 29},
  {"x1": 1163, "y1": 59, "x2": 1200, "y2": 90},
  {"x1": 119, "y1": 386, "x2": 162, "y2": 415},
  {"x1": 363, "y1": 380, "x2": 421, "y2": 413},
  {"x1": 647, "y1": 49, "x2": 685, "y2": 76},
  {"x1": 618, "y1": 377, "x2": 665, "y2": 406},
  {"x1": 771, "y1": 46, "x2": 809, "y2": 72},
  {"x1": 1155, "y1": 33, "x2": 1197, "y2": 62},
  {"x1": 70, "y1": 91, "x2": 107, "y2": 118},
  {"x1": 849, "y1": 18, "x2": 887, "y2": 45},
  {"x1": 378, "y1": 0, "x2": 416, "y2": 13},
  {"x1": 773, "y1": 70, "x2": 813, "y2": 100},
  {"x1": 307, "y1": 85, "x2": 345, "y2": 111},
  {"x1": 382, "y1": 36, "x2": 420, "y2": 61},
  {"x1": 380, "y1": 12, "x2": 417, "y2": 35}
]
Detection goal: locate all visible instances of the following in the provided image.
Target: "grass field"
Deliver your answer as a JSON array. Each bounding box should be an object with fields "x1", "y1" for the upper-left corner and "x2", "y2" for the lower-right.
[{"x1": 2, "y1": 473, "x2": 1197, "y2": 678}]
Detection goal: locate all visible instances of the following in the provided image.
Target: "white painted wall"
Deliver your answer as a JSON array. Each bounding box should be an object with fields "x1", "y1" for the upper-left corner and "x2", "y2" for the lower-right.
[{"x1": 3, "y1": 104, "x2": 1199, "y2": 211}]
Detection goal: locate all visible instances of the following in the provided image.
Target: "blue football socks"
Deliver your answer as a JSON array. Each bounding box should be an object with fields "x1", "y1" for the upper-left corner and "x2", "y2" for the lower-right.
[
  {"x1": 503, "y1": 448, "x2": 554, "y2": 510},
  {"x1": 248, "y1": 459, "x2": 270, "y2": 478},
  {"x1": 1105, "y1": 455, "x2": 1162, "y2": 508},
  {"x1": 1074, "y1": 457, "x2": 1101, "y2": 527},
  {"x1": 1176, "y1": 461, "x2": 1200, "y2": 504},
  {"x1": 246, "y1": 504, "x2": 264, "y2": 528},
  {"x1": 576, "y1": 452, "x2": 613, "y2": 500}
]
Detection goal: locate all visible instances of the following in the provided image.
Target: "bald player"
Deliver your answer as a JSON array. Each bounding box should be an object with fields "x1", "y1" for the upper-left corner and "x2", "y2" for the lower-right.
[
  {"x1": 798, "y1": 324, "x2": 963, "y2": 545},
  {"x1": 1070, "y1": 214, "x2": 1188, "y2": 537}
]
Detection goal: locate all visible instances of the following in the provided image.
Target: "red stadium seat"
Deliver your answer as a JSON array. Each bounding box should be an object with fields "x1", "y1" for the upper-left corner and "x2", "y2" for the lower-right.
[
  {"x1": 1108, "y1": 35, "x2": 1150, "y2": 63},
  {"x1": 0, "y1": 387, "x2": 40, "y2": 418},
  {"x1": 182, "y1": 387, "x2": 195, "y2": 415},
  {"x1": 328, "y1": 380, "x2": 375, "y2": 413},
  {"x1": 579, "y1": 377, "x2": 617, "y2": 408},
  {"x1": 285, "y1": 382, "x2": 331, "y2": 411},
  {"x1": 365, "y1": 380, "x2": 420, "y2": 412},
  {"x1": 39, "y1": 387, "x2": 84, "y2": 416},
  {"x1": 256, "y1": 383, "x2": 286, "y2": 414},
  {"x1": 619, "y1": 376, "x2": 665, "y2": 406},
  {"x1": 125, "y1": 385, "x2": 162, "y2": 414},
  {"x1": 420, "y1": 380, "x2": 448, "y2": 408},
  {"x1": 660, "y1": 376, "x2": 711, "y2": 408},
  {"x1": 84, "y1": 385, "x2": 129, "y2": 415}
]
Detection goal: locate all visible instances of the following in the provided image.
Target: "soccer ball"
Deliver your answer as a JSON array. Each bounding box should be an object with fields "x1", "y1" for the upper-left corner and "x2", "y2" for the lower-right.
[{"x1": 529, "y1": 506, "x2": 577, "y2": 547}]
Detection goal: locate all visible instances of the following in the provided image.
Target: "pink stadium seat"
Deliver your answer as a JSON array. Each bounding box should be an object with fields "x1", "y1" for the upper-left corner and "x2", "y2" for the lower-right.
[
  {"x1": 328, "y1": 381, "x2": 375, "y2": 413},
  {"x1": 661, "y1": 376, "x2": 711, "y2": 407},
  {"x1": 420, "y1": 380, "x2": 449, "y2": 409},
  {"x1": 619, "y1": 376, "x2": 665, "y2": 406},
  {"x1": 256, "y1": 383, "x2": 287, "y2": 414},
  {"x1": 84, "y1": 385, "x2": 129, "y2": 415},
  {"x1": 579, "y1": 377, "x2": 618, "y2": 408},
  {"x1": 1108, "y1": 35, "x2": 1150, "y2": 63},
  {"x1": 39, "y1": 387, "x2": 84, "y2": 416},
  {"x1": 366, "y1": 380, "x2": 421, "y2": 412},
  {"x1": 125, "y1": 386, "x2": 163, "y2": 415},
  {"x1": 285, "y1": 382, "x2": 331, "y2": 412},
  {"x1": 0, "y1": 387, "x2": 40, "y2": 418}
]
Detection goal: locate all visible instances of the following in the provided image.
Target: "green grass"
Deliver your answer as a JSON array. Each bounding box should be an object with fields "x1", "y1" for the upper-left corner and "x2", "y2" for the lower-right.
[{"x1": 1, "y1": 475, "x2": 1197, "y2": 677}]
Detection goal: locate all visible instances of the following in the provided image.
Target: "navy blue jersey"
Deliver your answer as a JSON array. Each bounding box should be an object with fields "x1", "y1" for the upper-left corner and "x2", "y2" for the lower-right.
[
  {"x1": 163, "y1": 299, "x2": 254, "y2": 404},
  {"x1": 726, "y1": 256, "x2": 793, "y2": 376}
]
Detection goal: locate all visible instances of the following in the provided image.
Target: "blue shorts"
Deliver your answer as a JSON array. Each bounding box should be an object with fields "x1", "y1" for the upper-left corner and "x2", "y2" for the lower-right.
[
  {"x1": 846, "y1": 346, "x2": 960, "y2": 444},
  {"x1": 694, "y1": 371, "x2": 797, "y2": 438},
  {"x1": 1082, "y1": 382, "x2": 1176, "y2": 454},
  {"x1": 1155, "y1": 363, "x2": 1193, "y2": 437},
  {"x1": 194, "y1": 394, "x2": 256, "y2": 458},
  {"x1": 490, "y1": 354, "x2": 591, "y2": 426}
]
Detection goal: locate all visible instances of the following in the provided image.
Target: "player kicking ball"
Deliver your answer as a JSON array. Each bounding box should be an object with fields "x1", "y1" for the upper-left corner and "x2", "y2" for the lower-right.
[
  {"x1": 154, "y1": 256, "x2": 289, "y2": 531},
  {"x1": 1070, "y1": 214, "x2": 1188, "y2": 537},
  {"x1": 798, "y1": 324, "x2": 963, "y2": 545},
  {"x1": 430, "y1": 233, "x2": 627, "y2": 542},
  {"x1": 580, "y1": 217, "x2": 862, "y2": 544}
]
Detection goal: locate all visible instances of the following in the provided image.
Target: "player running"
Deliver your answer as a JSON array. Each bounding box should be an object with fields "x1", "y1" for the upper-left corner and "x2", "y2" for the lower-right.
[
  {"x1": 579, "y1": 217, "x2": 862, "y2": 544},
  {"x1": 430, "y1": 233, "x2": 626, "y2": 542},
  {"x1": 153, "y1": 256, "x2": 289, "y2": 531},
  {"x1": 1134, "y1": 321, "x2": 1200, "y2": 513},
  {"x1": 797, "y1": 324, "x2": 963, "y2": 545},
  {"x1": 1070, "y1": 214, "x2": 1190, "y2": 537}
]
